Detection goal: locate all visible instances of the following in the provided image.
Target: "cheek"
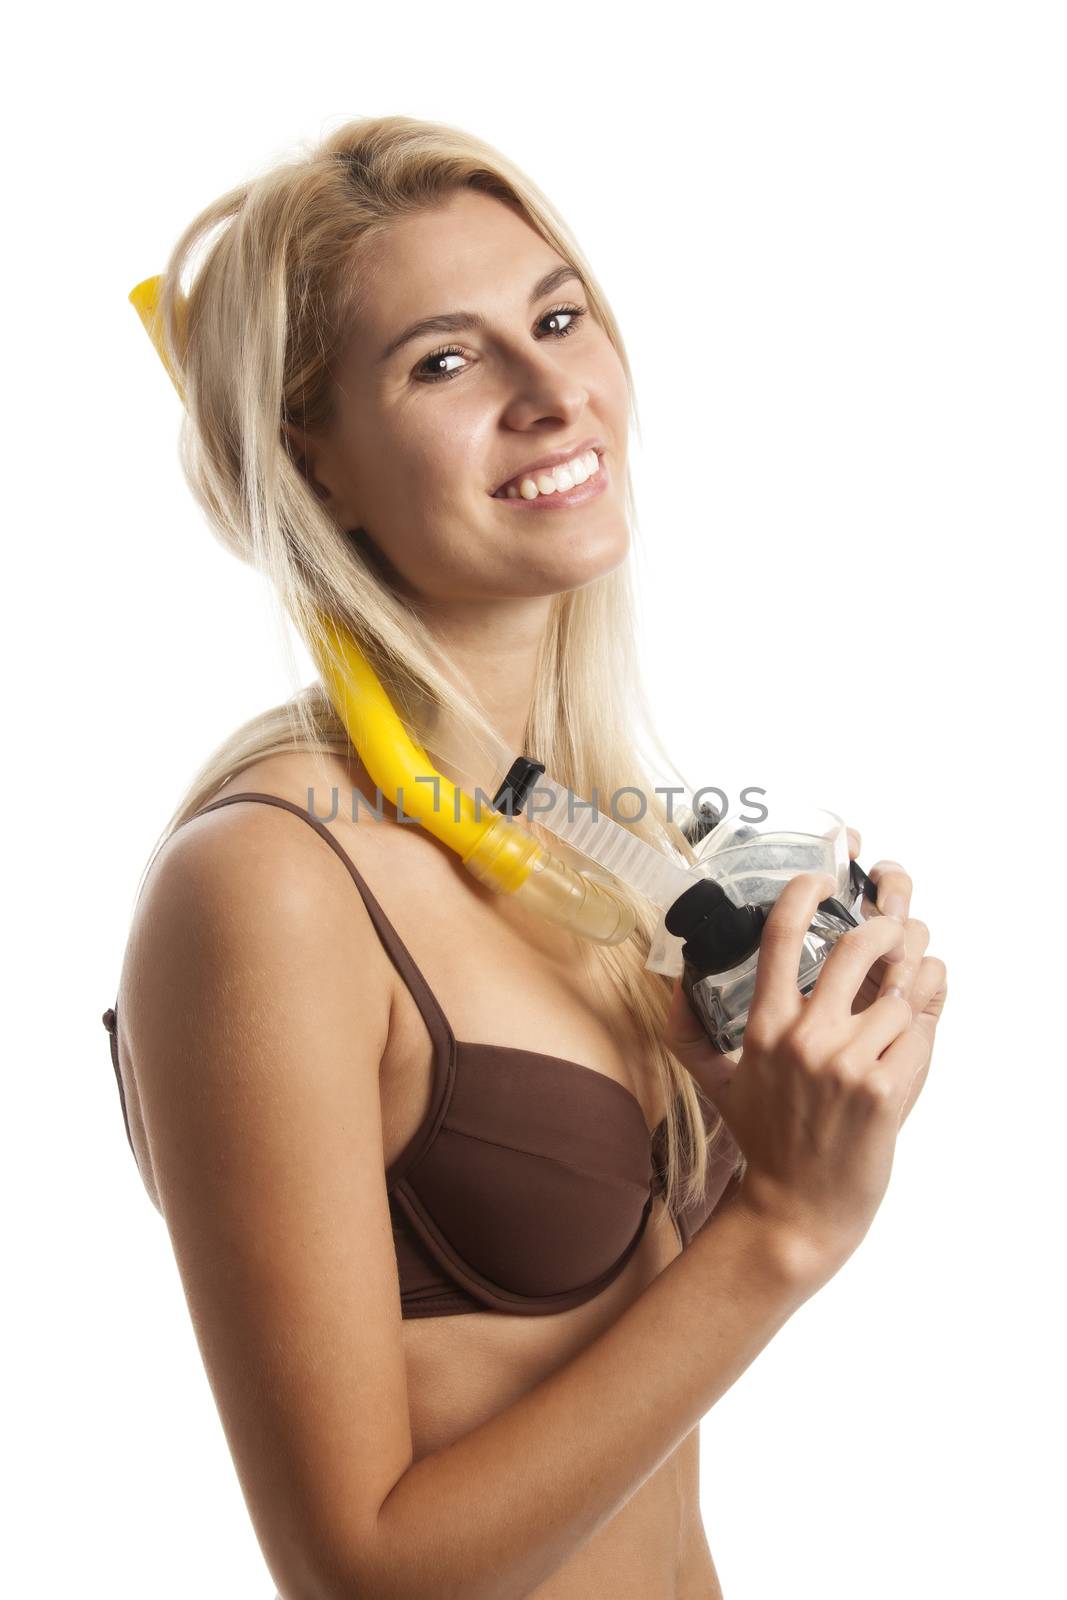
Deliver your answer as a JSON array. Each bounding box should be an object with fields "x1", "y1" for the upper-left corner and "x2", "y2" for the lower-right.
[
  {"x1": 369, "y1": 446, "x2": 496, "y2": 590},
  {"x1": 380, "y1": 415, "x2": 484, "y2": 516}
]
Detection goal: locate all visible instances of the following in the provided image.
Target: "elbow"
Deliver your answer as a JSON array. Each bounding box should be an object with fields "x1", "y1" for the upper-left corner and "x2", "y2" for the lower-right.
[
  {"x1": 314, "y1": 1519, "x2": 512, "y2": 1600},
  {"x1": 281, "y1": 1483, "x2": 514, "y2": 1600}
]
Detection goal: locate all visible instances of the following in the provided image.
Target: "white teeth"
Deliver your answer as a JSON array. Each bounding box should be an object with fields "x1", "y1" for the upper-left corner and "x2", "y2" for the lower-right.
[{"x1": 507, "y1": 449, "x2": 600, "y2": 500}]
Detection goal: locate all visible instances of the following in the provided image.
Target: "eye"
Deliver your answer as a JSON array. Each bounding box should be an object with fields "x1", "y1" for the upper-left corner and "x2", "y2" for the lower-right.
[
  {"x1": 539, "y1": 302, "x2": 586, "y2": 340},
  {"x1": 413, "y1": 302, "x2": 589, "y2": 385}
]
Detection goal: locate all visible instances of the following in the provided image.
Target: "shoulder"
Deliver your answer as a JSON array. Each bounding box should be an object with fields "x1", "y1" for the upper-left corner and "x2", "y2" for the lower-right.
[
  {"x1": 157, "y1": 747, "x2": 381, "y2": 911},
  {"x1": 144, "y1": 783, "x2": 363, "y2": 939},
  {"x1": 120, "y1": 768, "x2": 399, "y2": 1095}
]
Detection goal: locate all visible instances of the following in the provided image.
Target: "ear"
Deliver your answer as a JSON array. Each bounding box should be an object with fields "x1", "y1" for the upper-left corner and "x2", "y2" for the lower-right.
[
  {"x1": 281, "y1": 421, "x2": 327, "y2": 500},
  {"x1": 281, "y1": 421, "x2": 343, "y2": 510}
]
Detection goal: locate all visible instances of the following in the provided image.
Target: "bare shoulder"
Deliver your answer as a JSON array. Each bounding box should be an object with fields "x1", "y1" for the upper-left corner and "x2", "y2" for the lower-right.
[
  {"x1": 122, "y1": 775, "x2": 399, "y2": 1071},
  {"x1": 117, "y1": 780, "x2": 413, "y2": 1594},
  {"x1": 117, "y1": 745, "x2": 409, "y2": 1118}
]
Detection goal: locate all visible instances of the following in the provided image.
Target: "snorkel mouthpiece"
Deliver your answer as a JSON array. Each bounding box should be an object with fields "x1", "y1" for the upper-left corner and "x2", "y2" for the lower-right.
[{"x1": 128, "y1": 272, "x2": 636, "y2": 947}]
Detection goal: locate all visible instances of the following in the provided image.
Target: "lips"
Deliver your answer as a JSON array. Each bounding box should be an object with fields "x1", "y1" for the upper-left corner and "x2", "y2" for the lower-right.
[
  {"x1": 490, "y1": 453, "x2": 609, "y2": 511},
  {"x1": 490, "y1": 438, "x2": 605, "y2": 497}
]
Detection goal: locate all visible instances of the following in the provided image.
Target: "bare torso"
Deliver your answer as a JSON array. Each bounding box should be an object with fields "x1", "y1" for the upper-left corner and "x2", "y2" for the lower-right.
[{"x1": 119, "y1": 751, "x2": 723, "y2": 1598}]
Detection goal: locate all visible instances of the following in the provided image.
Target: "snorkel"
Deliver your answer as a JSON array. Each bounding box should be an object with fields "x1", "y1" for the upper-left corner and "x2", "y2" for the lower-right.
[{"x1": 129, "y1": 273, "x2": 638, "y2": 945}]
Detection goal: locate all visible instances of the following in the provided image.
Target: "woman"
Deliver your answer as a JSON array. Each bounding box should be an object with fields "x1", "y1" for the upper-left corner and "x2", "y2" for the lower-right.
[{"x1": 103, "y1": 115, "x2": 947, "y2": 1598}]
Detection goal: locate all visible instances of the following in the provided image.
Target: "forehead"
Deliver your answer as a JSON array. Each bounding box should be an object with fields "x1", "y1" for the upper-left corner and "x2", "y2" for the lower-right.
[{"x1": 352, "y1": 189, "x2": 566, "y2": 340}]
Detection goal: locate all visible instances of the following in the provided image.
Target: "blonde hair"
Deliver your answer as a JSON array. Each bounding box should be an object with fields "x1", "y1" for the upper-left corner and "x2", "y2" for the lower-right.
[{"x1": 145, "y1": 112, "x2": 743, "y2": 1220}]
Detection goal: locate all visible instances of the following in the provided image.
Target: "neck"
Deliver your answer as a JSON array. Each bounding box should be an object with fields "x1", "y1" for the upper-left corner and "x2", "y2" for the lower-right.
[{"x1": 418, "y1": 595, "x2": 554, "y2": 758}]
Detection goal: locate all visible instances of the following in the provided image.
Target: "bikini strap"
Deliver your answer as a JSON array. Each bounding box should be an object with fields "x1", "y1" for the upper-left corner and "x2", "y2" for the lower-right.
[{"x1": 189, "y1": 791, "x2": 456, "y2": 1060}]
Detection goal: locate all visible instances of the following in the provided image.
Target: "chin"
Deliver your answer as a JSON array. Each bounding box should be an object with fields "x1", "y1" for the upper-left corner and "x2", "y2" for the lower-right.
[
  {"x1": 568, "y1": 518, "x2": 631, "y2": 579},
  {"x1": 521, "y1": 525, "x2": 631, "y2": 597}
]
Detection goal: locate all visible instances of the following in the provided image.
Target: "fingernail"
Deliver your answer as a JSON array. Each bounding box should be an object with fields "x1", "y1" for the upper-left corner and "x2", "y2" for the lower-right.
[{"x1": 883, "y1": 893, "x2": 907, "y2": 922}]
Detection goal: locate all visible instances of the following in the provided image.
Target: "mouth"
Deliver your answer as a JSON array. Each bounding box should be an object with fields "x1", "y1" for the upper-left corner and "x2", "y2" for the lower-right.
[{"x1": 490, "y1": 444, "x2": 607, "y2": 509}]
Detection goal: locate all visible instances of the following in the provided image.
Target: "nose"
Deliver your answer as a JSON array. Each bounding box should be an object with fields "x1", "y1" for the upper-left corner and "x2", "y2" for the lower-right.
[{"x1": 497, "y1": 343, "x2": 589, "y2": 431}]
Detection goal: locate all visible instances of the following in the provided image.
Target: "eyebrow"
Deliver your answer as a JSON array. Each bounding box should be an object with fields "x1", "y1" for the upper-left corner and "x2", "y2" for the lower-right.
[{"x1": 376, "y1": 265, "x2": 586, "y2": 364}]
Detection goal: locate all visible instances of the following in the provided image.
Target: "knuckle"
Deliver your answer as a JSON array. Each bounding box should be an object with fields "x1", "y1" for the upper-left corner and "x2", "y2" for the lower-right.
[
  {"x1": 827, "y1": 1047, "x2": 862, "y2": 1083},
  {"x1": 743, "y1": 1011, "x2": 775, "y2": 1054},
  {"x1": 784, "y1": 1018, "x2": 822, "y2": 1068},
  {"x1": 907, "y1": 918, "x2": 930, "y2": 947},
  {"x1": 845, "y1": 918, "x2": 893, "y2": 956},
  {"x1": 924, "y1": 955, "x2": 948, "y2": 986},
  {"x1": 870, "y1": 858, "x2": 912, "y2": 884},
  {"x1": 874, "y1": 916, "x2": 906, "y2": 951},
  {"x1": 861, "y1": 1072, "x2": 896, "y2": 1110},
  {"x1": 759, "y1": 916, "x2": 796, "y2": 949}
]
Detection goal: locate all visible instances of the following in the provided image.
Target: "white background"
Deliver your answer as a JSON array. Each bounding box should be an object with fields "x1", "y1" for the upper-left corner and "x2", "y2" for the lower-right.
[{"x1": 6, "y1": 2, "x2": 1063, "y2": 1595}]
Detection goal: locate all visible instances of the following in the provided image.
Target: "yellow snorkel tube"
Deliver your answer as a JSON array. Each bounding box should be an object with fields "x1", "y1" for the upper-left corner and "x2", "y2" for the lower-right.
[{"x1": 129, "y1": 274, "x2": 637, "y2": 945}]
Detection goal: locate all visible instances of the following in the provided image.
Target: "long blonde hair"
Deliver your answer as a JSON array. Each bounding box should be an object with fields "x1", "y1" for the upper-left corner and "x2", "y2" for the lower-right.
[{"x1": 144, "y1": 113, "x2": 743, "y2": 1219}]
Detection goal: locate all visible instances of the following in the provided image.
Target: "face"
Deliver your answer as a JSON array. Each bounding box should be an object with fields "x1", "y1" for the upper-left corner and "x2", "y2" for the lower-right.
[{"x1": 294, "y1": 188, "x2": 631, "y2": 605}]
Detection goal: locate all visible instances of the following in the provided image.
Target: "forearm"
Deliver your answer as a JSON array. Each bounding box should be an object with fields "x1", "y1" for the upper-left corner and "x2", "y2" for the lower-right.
[{"x1": 360, "y1": 1202, "x2": 814, "y2": 1600}]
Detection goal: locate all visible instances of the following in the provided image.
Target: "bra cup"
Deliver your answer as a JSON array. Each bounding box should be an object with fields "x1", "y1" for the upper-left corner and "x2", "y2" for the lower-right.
[
  {"x1": 406, "y1": 1128, "x2": 654, "y2": 1299},
  {"x1": 392, "y1": 1173, "x2": 655, "y2": 1315},
  {"x1": 446, "y1": 1045, "x2": 654, "y2": 1171}
]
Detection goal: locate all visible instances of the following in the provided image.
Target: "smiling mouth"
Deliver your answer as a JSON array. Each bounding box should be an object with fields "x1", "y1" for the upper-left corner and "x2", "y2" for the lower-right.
[
  {"x1": 490, "y1": 451, "x2": 609, "y2": 512},
  {"x1": 491, "y1": 447, "x2": 604, "y2": 502}
]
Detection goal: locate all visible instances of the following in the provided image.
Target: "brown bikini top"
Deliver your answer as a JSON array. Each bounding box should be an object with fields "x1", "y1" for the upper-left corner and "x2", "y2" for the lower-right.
[{"x1": 102, "y1": 791, "x2": 741, "y2": 1320}]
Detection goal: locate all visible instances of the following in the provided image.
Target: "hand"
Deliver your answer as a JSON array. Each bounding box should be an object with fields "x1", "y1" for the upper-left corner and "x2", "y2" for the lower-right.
[
  {"x1": 663, "y1": 872, "x2": 949, "y2": 1285},
  {"x1": 663, "y1": 827, "x2": 877, "y2": 1102},
  {"x1": 665, "y1": 831, "x2": 919, "y2": 1093},
  {"x1": 843, "y1": 832, "x2": 949, "y2": 1126}
]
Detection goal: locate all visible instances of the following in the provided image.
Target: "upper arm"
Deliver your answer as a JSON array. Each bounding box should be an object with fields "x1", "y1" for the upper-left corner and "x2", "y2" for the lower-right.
[{"x1": 122, "y1": 804, "x2": 411, "y2": 1599}]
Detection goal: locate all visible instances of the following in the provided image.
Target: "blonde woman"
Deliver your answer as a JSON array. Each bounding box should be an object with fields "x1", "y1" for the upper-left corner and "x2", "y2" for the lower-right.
[{"x1": 103, "y1": 116, "x2": 947, "y2": 1599}]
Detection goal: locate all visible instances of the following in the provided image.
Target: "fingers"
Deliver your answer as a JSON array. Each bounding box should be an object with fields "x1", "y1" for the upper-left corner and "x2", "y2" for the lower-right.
[
  {"x1": 847, "y1": 827, "x2": 862, "y2": 860},
  {"x1": 875, "y1": 917, "x2": 931, "y2": 1004},
  {"x1": 871, "y1": 956, "x2": 948, "y2": 1127},
  {"x1": 871, "y1": 1018, "x2": 936, "y2": 1122},
  {"x1": 897, "y1": 954, "x2": 948, "y2": 1021},
  {"x1": 859, "y1": 858, "x2": 913, "y2": 967},
  {"x1": 850, "y1": 986, "x2": 916, "y2": 1056},
  {"x1": 806, "y1": 913, "x2": 917, "y2": 1019},
  {"x1": 866, "y1": 859, "x2": 913, "y2": 921},
  {"x1": 748, "y1": 871, "x2": 837, "y2": 1035}
]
